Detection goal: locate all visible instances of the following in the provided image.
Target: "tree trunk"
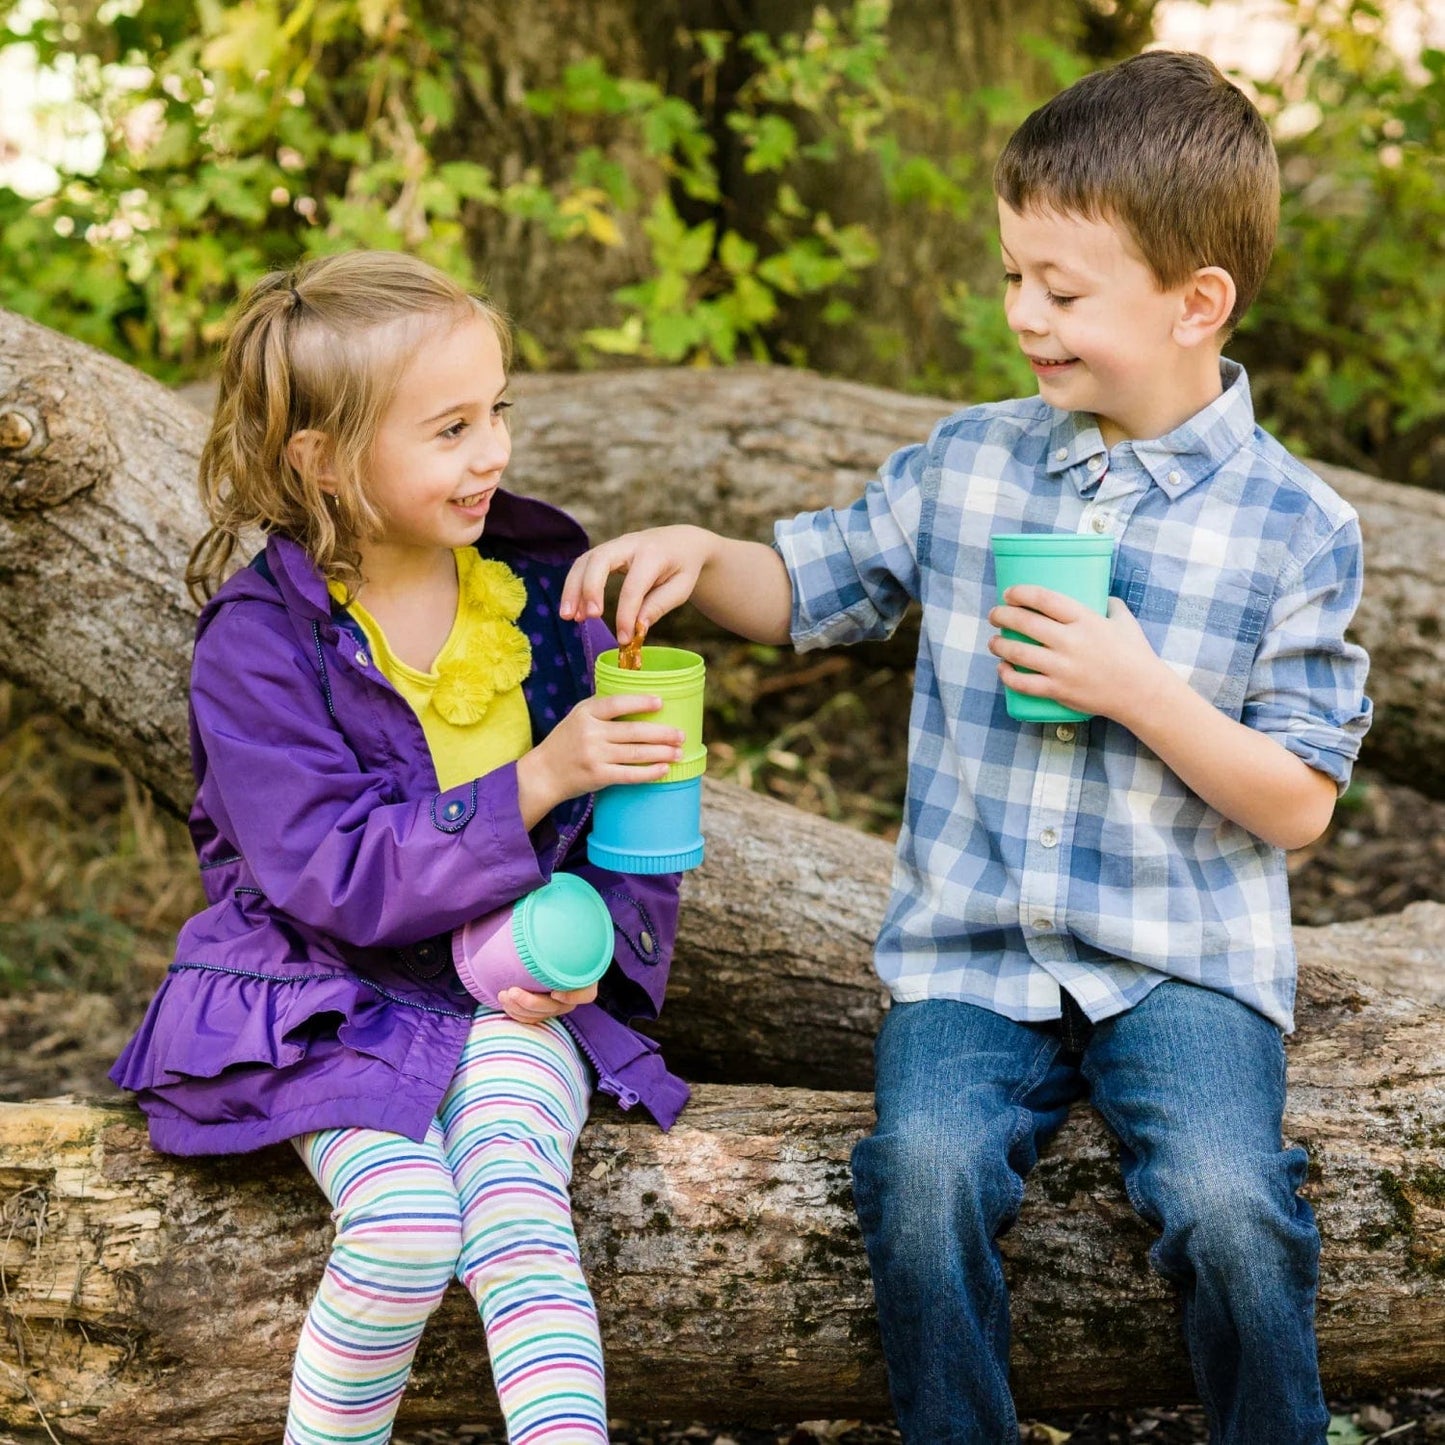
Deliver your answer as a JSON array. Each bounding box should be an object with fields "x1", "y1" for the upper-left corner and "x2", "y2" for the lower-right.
[
  {"x1": 4, "y1": 954, "x2": 1445, "y2": 1445},
  {"x1": 3, "y1": 309, "x2": 1445, "y2": 1433},
  {"x1": 4, "y1": 312, "x2": 1432, "y2": 802}
]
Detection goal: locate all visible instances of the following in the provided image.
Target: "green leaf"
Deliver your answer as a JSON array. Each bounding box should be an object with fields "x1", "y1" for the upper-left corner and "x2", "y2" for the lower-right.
[
  {"x1": 647, "y1": 309, "x2": 705, "y2": 361},
  {"x1": 413, "y1": 72, "x2": 455, "y2": 129},
  {"x1": 719, "y1": 230, "x2": 758, "y2": 276},
  {"x1": 583, "y1": 315, "x2": 644, "y2": 354},
  {"x1": 743, "y1": 113, "x2": 798, "y2": 173}
]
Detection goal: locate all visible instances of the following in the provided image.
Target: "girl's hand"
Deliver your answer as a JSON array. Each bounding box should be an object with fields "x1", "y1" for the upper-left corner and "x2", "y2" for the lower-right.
[
  {"x1": 987, "y1": 588, "x2": 1172, "y2": 729},
  {"x1": 560, "y1": 525, "x2": 714, "y2": 647},
  {"x1": 497, "y1": 982, "x2": 598, "y2": 1025},
  {"x1": 515, "y1": 692, "x2": 684, "y2": 826}
]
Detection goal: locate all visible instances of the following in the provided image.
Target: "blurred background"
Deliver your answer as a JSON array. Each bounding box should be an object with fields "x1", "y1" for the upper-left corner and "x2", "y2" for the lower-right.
[{"x1": 2, "y1": 3, "x2": 1444, "y2": 1442}]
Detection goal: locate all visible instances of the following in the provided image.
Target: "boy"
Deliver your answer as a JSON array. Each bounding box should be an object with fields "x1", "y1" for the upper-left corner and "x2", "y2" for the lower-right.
[{"x1": 561, "y1": 51, "x2": 1369, "y2": 1444}]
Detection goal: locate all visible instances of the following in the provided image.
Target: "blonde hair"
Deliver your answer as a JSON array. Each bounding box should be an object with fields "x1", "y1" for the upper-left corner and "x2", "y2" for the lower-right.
[
  {"x1": 187, "y1": 250, "x2": 510, "y2": 605},
  {"x1": 994, "y1": 51, "x2": 1279, "y2": 331}
]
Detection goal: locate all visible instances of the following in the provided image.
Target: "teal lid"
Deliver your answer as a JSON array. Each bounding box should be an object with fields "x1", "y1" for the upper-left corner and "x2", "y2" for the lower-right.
[{"x1": 511, "y1": 873, "x2": 615, "y2": 991}]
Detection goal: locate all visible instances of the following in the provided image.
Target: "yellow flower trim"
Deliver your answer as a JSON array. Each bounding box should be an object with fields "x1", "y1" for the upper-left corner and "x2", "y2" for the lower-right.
[
  {"x1": 466, "y1": 557, "x2": 528, "y2": 623},
  {"x1": 431, "y1": 616, "x2": 532, "y2": 726}
]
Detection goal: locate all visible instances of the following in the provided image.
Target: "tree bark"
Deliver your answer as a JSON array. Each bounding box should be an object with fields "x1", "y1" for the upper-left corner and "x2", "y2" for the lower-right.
[
  {"x1": 497, "y1": 366, "x2": 1445, "y2": 803},
  {"x1": 3, "y1": 309, "x2": 1445, "y2": 1433},
  {"x1": 4, "y1": 958, "x2": 1445, "y2": 1445},
  {"x1": 4, "y1": 310, "x2": 1434, "y2": 801}
]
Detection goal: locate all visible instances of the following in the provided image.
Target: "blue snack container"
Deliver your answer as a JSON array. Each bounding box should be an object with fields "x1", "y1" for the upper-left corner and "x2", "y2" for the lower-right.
[{"x1": 588, "y1": 775, "x2": 704, "y2": 875}]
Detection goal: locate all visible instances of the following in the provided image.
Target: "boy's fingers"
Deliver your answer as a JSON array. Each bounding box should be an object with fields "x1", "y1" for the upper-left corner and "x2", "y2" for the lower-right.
[
  {"x1": 559, "y1": 556, "x2": 587, "y2": 618},
  {"x1": 563, "y1": 545, "x2": 628, "y2": 622},
  {"x1": 990, "y1": 605, "x2": 1064, "y2": 649},
  {"x1": 992, "y1": 636, "x2": 1052, "y2": 672},
  {"x1": 614, "y1": 558, "x2": 686, "y2": 643},
  {"x1": 997, "y1": 660, "x2": 1050, "y2": 694},
  {"x1": 1000, "y1": 584, "x2": 1087, "y2": 622}
]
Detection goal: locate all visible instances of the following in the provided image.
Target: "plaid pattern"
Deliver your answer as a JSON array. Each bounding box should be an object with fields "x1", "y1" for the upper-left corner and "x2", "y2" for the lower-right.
[{"x1": 774, "y1": 362, "x2": 1371, "y2": 1032}]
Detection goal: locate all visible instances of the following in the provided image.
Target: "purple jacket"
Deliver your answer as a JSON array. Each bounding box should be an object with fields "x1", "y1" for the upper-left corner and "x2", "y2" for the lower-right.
[{"x1": 111, "y1": 491, "x2": 690, "y2": 1155}]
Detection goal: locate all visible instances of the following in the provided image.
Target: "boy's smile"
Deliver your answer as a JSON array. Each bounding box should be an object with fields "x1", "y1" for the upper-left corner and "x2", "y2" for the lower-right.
[{"x1": 998, "y1": 199, "x2": 1226, "y2": 449}]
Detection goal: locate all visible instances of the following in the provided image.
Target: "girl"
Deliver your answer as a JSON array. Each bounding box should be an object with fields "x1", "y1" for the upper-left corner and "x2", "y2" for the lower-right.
[{"x1": 111, "y1": 250, "x2": 691, "y2": 1444}]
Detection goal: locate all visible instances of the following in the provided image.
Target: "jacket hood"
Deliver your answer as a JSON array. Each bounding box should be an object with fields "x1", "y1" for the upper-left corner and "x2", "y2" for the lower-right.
[{"x1": 199, "y1": 489, "x2": 592, "y2": 636}]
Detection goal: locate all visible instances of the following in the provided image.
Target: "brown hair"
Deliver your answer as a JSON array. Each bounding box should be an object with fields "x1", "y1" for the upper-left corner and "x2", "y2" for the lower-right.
[
  {"x1": 187, "y1": 250, "x2": 510, "y2": 605},
  {"x1": 994, "y1": 50, "x2": 1278, "y2": 330}
]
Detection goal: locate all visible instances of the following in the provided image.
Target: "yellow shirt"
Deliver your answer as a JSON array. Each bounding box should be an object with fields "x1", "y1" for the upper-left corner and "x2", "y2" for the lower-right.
[{"x1": 331, "y1": 549, "x2": 533, "y2": 791}]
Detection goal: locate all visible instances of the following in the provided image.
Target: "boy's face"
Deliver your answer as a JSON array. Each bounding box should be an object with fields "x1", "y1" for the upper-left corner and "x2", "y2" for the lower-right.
[{"x1": 997, "y1": 200, "x2": 1212, "y2": 448}]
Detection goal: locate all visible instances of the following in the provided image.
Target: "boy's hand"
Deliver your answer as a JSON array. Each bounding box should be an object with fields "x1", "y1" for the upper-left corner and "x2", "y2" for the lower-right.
[
  {"x1": 561, "y1": 525, "x2": 714, "y2": 646},
  {"x1": 515, "y1": 693, "x2": 684, "y2": 825},
  {"x1": 987, "y1": 586, "x2": 1173, "y2": 728},
  {"x1": 497, "y1": 982, "x2": 598, "y2": 1025}
]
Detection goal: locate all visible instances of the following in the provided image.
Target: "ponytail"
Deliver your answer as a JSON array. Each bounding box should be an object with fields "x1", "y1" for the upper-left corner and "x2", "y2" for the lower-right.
[{"x1": 187, "y1": 252, "x2": 508, "y2": 605}]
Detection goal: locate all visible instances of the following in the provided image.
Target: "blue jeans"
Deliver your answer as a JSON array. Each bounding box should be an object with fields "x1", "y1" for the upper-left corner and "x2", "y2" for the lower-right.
[{"x1": 851, "y1": 982, "x2": 1329, "y2": 1445}]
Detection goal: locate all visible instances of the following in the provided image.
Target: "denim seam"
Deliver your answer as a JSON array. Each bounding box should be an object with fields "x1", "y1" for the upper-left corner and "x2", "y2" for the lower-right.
[{"x1": 974, "y1": 1029, "x2": 1063, "y2": 1438}]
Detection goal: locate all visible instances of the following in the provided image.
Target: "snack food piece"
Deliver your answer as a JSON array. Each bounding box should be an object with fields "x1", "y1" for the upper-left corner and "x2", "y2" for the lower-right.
[{"x1": 618, "y1": 620, "x2": 648, "y2": 671}]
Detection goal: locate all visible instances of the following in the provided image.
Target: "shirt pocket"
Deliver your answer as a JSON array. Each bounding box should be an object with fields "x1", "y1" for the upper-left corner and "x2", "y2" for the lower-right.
[{"x1": 1124, "y1": 568, "x2": 1271, "y2": 716}]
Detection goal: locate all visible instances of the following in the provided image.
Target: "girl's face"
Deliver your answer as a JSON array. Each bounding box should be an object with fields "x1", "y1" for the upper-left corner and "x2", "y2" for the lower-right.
[{"x1": 362, "y1": 310, "x2": 512, "y2": 559}]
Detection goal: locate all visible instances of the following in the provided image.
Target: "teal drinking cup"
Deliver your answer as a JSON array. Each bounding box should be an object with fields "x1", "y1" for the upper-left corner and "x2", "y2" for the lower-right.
[{"x1": 990, "y1": 532, "x2": 1117, "y2": 723}]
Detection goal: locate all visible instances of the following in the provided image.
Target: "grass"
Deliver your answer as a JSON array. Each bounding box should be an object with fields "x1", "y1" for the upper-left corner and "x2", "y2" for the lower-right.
[{"x1": 0, "y1": 681, "x2": 201, "y2": 999}]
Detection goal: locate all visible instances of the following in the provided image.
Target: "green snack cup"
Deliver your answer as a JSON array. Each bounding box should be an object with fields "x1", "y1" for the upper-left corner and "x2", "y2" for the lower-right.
[
  {"x1": 594, "y1": 645, "x2": 707, "y2": 782},
  {"x1": 990, "y1": 532, "x2": 1116, "y2": 723}
]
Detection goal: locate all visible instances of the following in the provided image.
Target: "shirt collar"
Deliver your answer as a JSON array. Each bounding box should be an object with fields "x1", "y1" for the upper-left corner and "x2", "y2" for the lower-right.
[
  {"x1": 254, "y1": 489, "x2": 593, "y2": 624},
  {"x1": 1043, "y1": 358, "x2": 1255, "y2": 501}
]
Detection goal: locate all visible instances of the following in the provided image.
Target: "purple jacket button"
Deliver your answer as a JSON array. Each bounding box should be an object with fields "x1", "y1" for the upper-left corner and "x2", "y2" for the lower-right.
[
  {"x1": 444, "y1": 801, "x2": 464, "y2": 821},
  {"x1": 355, "y1": 649, "x2": 370, "y2": 669}
]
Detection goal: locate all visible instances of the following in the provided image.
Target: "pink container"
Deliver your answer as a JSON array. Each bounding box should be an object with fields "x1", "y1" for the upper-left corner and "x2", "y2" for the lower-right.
[{"x1": 452, "y1": 873, "x2": 615, "y2": 1010}]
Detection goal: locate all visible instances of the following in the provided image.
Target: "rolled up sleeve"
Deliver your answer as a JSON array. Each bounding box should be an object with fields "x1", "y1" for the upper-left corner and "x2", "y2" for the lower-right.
[
  {"x1": 773, "y1": 439, "x2": 928, "y2": 651},
  {"x1": 1241, "y1": 515, "x2": 1372, "y2": 791}
]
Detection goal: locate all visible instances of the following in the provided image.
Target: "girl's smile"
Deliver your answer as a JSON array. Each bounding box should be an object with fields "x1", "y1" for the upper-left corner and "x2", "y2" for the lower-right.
[{"x1": 359, "y1": 310, "x2": 513, "y2": 575}]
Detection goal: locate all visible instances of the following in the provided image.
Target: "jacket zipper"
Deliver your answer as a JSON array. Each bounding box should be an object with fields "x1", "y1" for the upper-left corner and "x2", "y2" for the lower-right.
[
  {"x1": 550, "y1": 618, "x2": 601, "y2": 868},
  {"x1": 561, "y1": 1015, "x2": 641, "y2": 1110}
]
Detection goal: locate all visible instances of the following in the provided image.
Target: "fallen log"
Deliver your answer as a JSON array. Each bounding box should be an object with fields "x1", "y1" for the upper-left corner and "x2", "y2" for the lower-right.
[
  {"x1": 3, "y1": 960, "x2": 1445, "y2": 1445},
  {"x1": 2, "y1": 304, "x2": 1440, "y2": 1081},
  {"x1": 3, "y1": 306, "x2": 1442, "y2": 804},
  {"x1": 3, "y1": 308, "x2": 1445, "y2": 1433}
]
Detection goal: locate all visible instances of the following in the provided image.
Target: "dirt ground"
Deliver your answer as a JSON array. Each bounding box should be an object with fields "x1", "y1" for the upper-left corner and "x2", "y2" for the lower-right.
[{"x1": 3, "y1": 655, "x2": 1444, "y2": 1442}]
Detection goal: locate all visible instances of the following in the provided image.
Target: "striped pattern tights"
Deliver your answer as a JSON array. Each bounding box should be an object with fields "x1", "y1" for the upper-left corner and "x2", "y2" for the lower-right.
[{"x1": 284, "y1": 1008, "x2": 605, "y2": 1444}]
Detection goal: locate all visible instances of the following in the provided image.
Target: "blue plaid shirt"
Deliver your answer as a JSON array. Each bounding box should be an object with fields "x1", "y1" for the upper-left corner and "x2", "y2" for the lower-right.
[{"x1": 773, "y1": 361, "x2": 1371, "y2": 1032}]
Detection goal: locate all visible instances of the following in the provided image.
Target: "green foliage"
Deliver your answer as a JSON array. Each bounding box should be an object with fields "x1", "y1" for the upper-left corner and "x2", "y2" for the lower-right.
[
  {"x1": 0, "y1": 0, "x2": 1049, "y2": 385},
  {"x1": 1236, "y1": 1, "x2": 1445, "y2": 487},
  {"x1": 0, "y1": 0, "x2": 1440, "y2": 483}
]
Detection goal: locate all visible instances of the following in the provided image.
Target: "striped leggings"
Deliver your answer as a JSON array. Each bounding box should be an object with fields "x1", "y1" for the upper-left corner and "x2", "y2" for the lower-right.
[{"x1": 284, "y1": 1008, "x2": 604, "y2": 1444}]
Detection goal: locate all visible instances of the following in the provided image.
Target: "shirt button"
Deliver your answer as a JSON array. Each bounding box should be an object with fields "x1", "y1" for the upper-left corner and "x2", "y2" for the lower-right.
[
  {"x1": 1055, "y1": 723, "x2": 1076, "y2": 743},
  {"x1": 1032, "y1": 917, "x2": 1052, "y2": 932},
  {"x1": 1054, "y1": 447, "x2": 1068, "y2": 461},
  {"x1": 1040, "y1": 828, "x2": 1058, "y2": 849},
  {"x1": 443, "y1": 800, "x2": 464, "y2": 821},
  {"x1": 1087, "y1": 455, "x2": 1105, "y2": 471},
  {"x1": 354, "y1": 649, "x2": 371, "y2": 669},
  {"x1": 1167, "y1": 470, "x2": 1182, "y2": 486},
  {"x1": 1090, "y1": 513, "x2": 1109, "y2": 534}
]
